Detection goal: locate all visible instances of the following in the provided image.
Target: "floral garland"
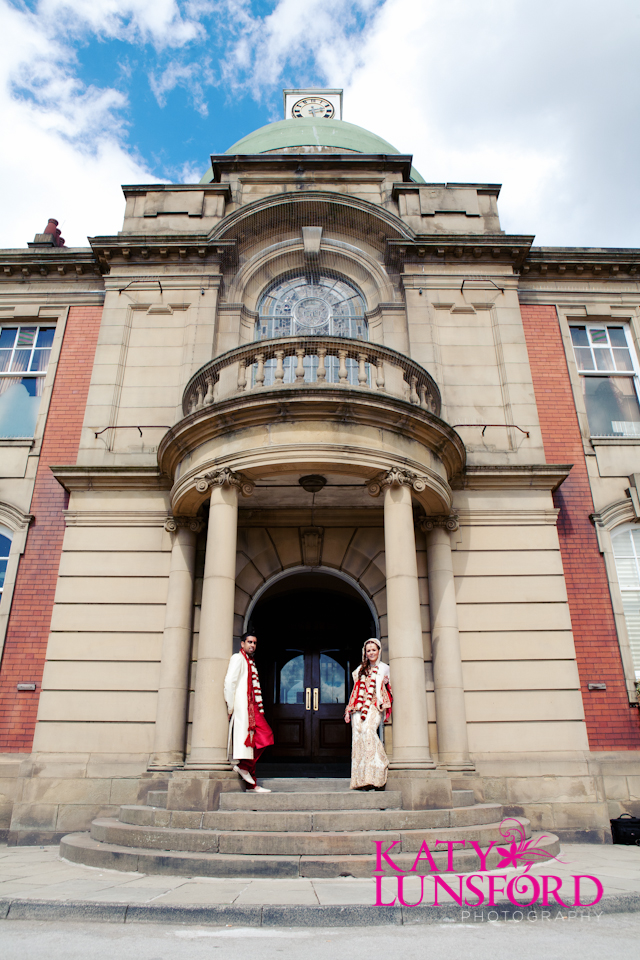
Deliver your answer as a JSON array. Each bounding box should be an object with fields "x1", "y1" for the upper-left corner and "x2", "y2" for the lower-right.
[{"x1": 241, "y1": 648, "x2": 264, "y2": 746}]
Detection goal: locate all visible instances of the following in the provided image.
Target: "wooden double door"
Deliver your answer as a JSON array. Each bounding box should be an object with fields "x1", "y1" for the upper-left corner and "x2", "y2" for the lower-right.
[{"x1": 252, "y1": 588, "x2": 370, "y2": 763}]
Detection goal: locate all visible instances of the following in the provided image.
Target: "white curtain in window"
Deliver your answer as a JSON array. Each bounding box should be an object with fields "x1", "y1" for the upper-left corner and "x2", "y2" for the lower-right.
[{"x1": 612, "y1": 527, "x2": 640, "y2": 676}]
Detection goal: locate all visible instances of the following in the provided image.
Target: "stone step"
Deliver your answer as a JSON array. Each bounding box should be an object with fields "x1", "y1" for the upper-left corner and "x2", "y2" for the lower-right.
[
  {"x1": 219, "y1": 790, "x2": 403, "y2": 811},
  {"x1": 146, "y1": 791, "x2": 168, "y2": 809},
  {"x1": 451, "y1": 789, "x2": 475, "y2": 807},
  {"x1": 91, "y1": 815, "x2": 530, "y2": 857},
  {"x1": 118, "y1": 802, "x2": 503, "y2": 832},
  {"x1": 61, "y1": 829, "x2": 560, "y2": 879},
  {"x1": 257, "y1": 778, "x2": 350, "y2": 792}
]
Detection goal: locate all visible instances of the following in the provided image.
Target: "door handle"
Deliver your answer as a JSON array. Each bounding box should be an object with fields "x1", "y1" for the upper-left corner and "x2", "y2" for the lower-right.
[
  {"x1": 305, "y1": 687, "x2": 311, "y2": 711},
  {"x1": 313, "y1": 688, "x2": 319, "y2": 711}
]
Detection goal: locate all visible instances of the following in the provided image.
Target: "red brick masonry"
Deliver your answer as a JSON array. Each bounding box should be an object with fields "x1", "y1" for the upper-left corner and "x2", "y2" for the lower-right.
[
  {"x1": 521, "y1": 302, "x2": 640, "y2": 749},
  {"x1": 0, "y1": 306, "x2": 102, "y2": 750}
]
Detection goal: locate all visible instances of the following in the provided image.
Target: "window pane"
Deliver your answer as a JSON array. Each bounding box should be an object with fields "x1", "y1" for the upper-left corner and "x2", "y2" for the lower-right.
[
  {"x1": 279, "y1": 654, "x2": 305, "y2": 704},
  {"x1": 593, "y1": 348, "x2": 615, "y2": 371},
  {"x1": 621, "y1": 591, "x2": 640, "y2": 675},
  {"x1": 609, "y1": 327, "x2": 627, "y2": 347},
  {"x1": 613, "y1": 348, "x2": 634, "y2": 371},
  {"x1": 29, "y1": 349, "x2": 51, "y2": 372},
  {"x1": 10, "y1": 350, "x2": 31, "y2": 373},
  {"x1": 0, "y1": 329, "x2": 16, "y2": 349},
  {"x1": 0, "y1": 378, "x2": 41, "y2": 437},
  {"x1": 582, "y1": 376, "x2": 640, "y2": 436},
  {"x1": 0, "y1": 533, "x2": 10, "y2": 590},
  {"x1": 36, "y1": 328, "x2": 55, "y2": 348},
  {"x1": 320, "y1": 653, "x2": 346, "y2": 704},
  {"x1": 574, "y1": 347, "x2": 594, "y2": 370},
  {"x1": 0, "y1": 350, "x2": 11, "y2": 373},
  {"x1": 589, "y1": 328, "x2": 608, "y2": 344},
  {"x1": 613, "y1": 530, "x2": 635, "y2": 558},
  {"x1": 570, "y1": 326, "x2": 589, "y2": 346}
]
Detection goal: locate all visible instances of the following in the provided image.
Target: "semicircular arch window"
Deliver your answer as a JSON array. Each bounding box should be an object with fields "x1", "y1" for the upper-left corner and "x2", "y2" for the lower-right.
[
  {"x1": 255, "y1": 275, "x2": 368, "y2": 386},
  {"x1": 257, "y1": 275, "x2": 368, "y2": 341}
]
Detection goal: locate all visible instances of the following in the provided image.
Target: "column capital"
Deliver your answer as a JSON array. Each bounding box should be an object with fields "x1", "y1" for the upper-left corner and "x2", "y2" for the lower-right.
[
  {"x1": 367, "y1": 466, "x2": 428, "y2": 498},
  {"x1": 420, "y1": 514, "x2": 459, "y2": 532},
  {"x1": 164, "y1": 515, "x2": 205, "y2": 534},
  {"x1": 194, "y1": 467, "x2": 255, "y2": 498}
]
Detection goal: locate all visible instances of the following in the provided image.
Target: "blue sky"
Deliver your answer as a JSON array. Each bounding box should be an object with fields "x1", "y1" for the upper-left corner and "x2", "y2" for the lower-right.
[{"x1": 2, "y1": 0, "x2": 640, "y2": 248}]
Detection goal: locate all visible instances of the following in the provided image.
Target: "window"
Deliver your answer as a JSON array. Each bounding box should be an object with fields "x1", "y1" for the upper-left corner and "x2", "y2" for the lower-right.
[
  {"x1": 0, "y1": 325, "x2": 55, "y2": 438},
  {"x1": 0, "y1": 531, "x2": 10, "y2": 600},
  {"x1": 570, "y1": 323, "x2": 640, "y2": 437},
  {"x1": 612, "y1": 526, "x2": 640, "y2": 678},
  {"x1": 256, "y1": 275, "x2": 368, "y2": 386}
]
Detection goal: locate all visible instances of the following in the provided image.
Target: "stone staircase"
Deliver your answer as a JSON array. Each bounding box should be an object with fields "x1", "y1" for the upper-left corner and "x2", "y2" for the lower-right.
[{"x1": 60, "y1": 778, "x2": 560, "y2": 879}]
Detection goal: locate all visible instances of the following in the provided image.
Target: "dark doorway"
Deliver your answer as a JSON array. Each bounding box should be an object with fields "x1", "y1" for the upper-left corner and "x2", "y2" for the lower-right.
[{"x1": 250, "y1": 573, "x2": 375, "y2": 775}]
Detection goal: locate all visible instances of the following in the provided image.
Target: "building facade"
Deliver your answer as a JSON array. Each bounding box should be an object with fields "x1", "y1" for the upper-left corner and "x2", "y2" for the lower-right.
[{"x1": 1, "y1": 90, "x2": 640, "y2": 847}]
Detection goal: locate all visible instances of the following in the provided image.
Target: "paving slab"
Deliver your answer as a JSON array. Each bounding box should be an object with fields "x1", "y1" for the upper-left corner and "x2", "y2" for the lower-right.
[{"x1": 0, "y1": 842, "x2": 637, "y2": 924}]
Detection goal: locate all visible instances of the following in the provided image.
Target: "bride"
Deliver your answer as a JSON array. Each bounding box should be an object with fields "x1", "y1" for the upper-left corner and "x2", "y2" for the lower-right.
[{"x1": 344, "y1": 638, "x2": 393, "y2": 789}]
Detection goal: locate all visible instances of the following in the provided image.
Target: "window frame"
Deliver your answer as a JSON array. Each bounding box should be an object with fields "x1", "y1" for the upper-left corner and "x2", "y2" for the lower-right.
[
  {"x1": 0, "y1": 323, "x2": 57, "y2": 440},
  {"x1": 568, "y1": 320, "x2": 640, "y2": 439}
]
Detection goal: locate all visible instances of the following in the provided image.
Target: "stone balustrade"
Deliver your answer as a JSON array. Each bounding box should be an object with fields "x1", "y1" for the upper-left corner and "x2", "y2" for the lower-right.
[{"x1": 183, "y1": 336, "x2": 441, "y2": 417}]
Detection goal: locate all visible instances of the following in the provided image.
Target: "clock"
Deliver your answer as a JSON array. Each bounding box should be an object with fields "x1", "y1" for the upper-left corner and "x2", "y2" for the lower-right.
[{"x1": 292, "y1": 97, "x2": 335, "y2": 119}]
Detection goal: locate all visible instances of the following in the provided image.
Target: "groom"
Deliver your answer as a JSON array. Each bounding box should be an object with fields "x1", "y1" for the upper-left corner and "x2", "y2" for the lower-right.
[{"x1": 224, "y1": 632, "x2": 274, "y2": 792}]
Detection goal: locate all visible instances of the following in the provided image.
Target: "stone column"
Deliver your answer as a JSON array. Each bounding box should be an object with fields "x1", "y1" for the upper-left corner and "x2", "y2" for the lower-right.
[
  {"x1": 369, "y1": 468, "x2": 433, "y2": 768},
  {"x1": 149, "y1": 517, "x2": 202, "y2": 770},
  {"x1": 423, "y1": 516, "x2": 472, "y2": 769},
  {"x1": 187, "y1": 468, "x2": 253, "y2": 769}
]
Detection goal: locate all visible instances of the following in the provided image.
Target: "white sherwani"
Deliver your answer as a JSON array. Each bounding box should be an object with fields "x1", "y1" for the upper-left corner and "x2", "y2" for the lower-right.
[{"x1": 224, "y1": 652, "x2": 253, "y2": 761}]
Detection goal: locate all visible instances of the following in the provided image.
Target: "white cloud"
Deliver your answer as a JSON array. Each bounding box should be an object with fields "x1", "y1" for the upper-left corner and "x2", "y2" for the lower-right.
[
  {"x1": 2, "y1": 0, "x2": 640, "y2": 248},
  {"x1": 337, "y1": 0, "x2": 640, "y2": 246},
  {"x1": 36, "y1": 0, "x2": 207, "y2": 48},
  {"x1": 0, "y1": 0, "x2": 166, "y2": 247},
  {"x1": 149, "y1": 59, "x2": 215, "y2": 114}
]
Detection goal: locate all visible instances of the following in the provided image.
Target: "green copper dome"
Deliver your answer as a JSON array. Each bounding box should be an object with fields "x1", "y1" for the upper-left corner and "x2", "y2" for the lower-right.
[{"x1": 199, "y1": 117, "x2": 424, "y2": 183}]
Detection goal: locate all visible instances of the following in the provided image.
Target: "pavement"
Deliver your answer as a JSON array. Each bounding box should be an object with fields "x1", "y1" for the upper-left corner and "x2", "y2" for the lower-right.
[{"x1": 1, "y1": 841, "x2": 640, "y2": 925}]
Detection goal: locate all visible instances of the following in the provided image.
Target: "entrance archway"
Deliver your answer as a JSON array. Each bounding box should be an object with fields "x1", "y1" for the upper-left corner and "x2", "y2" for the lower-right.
[{"x1": 248, "y1": 571, "x2": 375, "y2": 774}]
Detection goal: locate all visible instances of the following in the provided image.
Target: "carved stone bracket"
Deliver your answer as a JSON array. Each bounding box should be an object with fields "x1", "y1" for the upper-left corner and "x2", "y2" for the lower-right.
[
  {"x1": 194, "y1": 467, "x2": 255, "y2": 498},
  {"x1": 420, "y1": 514, "x2": 460, "y2": 533},
  {"x1": 164, "y1": 516, "x2": 205, "y2": 534},
  {"x1": 300, "y1": 526, "x2": 324, "y2": 567},
  {"x1": 367, "y1": 466, "x2": 428, "y2": 498}
]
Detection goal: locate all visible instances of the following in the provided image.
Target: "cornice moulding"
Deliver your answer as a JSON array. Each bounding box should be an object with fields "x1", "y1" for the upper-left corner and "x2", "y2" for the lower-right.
[
  {"x1": 387, "y1": 236, "x2": 534, "y2": 269},
  {"x1": 522, "y1": 247, "x2": 640, "y2": 279},
  {"x1": 456, "y1": 464, "x2": 572, "y2": 491},
  {"x1": 64, "y1": 510, "x2": 169, "y2": 527},
  {"x1": 51, "y1": 465, "x2": 171, "y2": 491},
  {"x1": 89, "y1": 236, "x2": 238, "y2": 271}
]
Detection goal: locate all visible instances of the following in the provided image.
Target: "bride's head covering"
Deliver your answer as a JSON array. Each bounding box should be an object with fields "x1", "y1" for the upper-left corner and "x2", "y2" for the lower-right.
[{"x1": 362, "y1": 637, "x2": 381, "y2": 660}]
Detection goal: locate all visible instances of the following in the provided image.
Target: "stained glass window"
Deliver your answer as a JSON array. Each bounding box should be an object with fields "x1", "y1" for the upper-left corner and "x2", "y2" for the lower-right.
[{"x1": 255, "y1": 276, "x2": 368, "y2": 386}]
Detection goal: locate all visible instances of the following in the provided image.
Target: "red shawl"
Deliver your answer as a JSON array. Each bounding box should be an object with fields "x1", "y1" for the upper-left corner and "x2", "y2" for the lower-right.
[{"x1": 241, "y1": 648, "x2": 264, "y2": 747}]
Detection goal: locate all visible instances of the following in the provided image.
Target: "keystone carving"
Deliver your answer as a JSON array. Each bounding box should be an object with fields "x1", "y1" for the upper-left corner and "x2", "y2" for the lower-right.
[
  {"x1": 194, "y1": 467, "x2": 255, "y2": 498},
  {"x1": 367, "y1": 466, "x2": 428, "y2": 498},
  {"x1": 420, "y1": 514, "x2": 459, "y2": 532},
  {"x1": 164, "y1": 516, "x2": 205, "y2": 534}
]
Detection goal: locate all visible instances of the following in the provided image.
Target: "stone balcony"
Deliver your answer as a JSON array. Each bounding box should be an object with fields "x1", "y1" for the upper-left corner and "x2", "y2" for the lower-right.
[
  {"x1": 158, "y1": 336, "x2": 464, "y2": 516},
  {"x1": 182, "y1": 335, "x2": 441, "y2": 417}
]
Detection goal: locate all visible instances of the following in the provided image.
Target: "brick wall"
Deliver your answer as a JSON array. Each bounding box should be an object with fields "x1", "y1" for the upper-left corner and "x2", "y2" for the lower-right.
[
  {"x1": 521, "y1": 302, "x2": 640, "y2": 749},
  {"x1": 0, "y1": 306, "x2": 102, "y2": 751}
]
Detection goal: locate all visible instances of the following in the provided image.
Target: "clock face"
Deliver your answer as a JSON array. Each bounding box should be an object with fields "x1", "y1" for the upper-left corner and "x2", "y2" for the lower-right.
[{"x1": 292, "y1": 97, "x2": 334, "y2": 119}]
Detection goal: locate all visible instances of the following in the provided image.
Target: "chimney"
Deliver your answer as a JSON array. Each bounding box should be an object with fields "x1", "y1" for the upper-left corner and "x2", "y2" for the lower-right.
[{"x1": 28, "y1": 218, "x2": 66, "y2": 248}]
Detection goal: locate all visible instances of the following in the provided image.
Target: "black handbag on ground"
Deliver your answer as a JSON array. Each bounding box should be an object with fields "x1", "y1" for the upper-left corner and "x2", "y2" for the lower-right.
[{"x1": 610, "y1": 813, "x2": 640, "y2": 844}]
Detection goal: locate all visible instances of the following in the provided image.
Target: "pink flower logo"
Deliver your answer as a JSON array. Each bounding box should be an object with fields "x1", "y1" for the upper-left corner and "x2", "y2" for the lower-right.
[{"x1": 495, "y1": 818, "x2": 564, "y2": 874}]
